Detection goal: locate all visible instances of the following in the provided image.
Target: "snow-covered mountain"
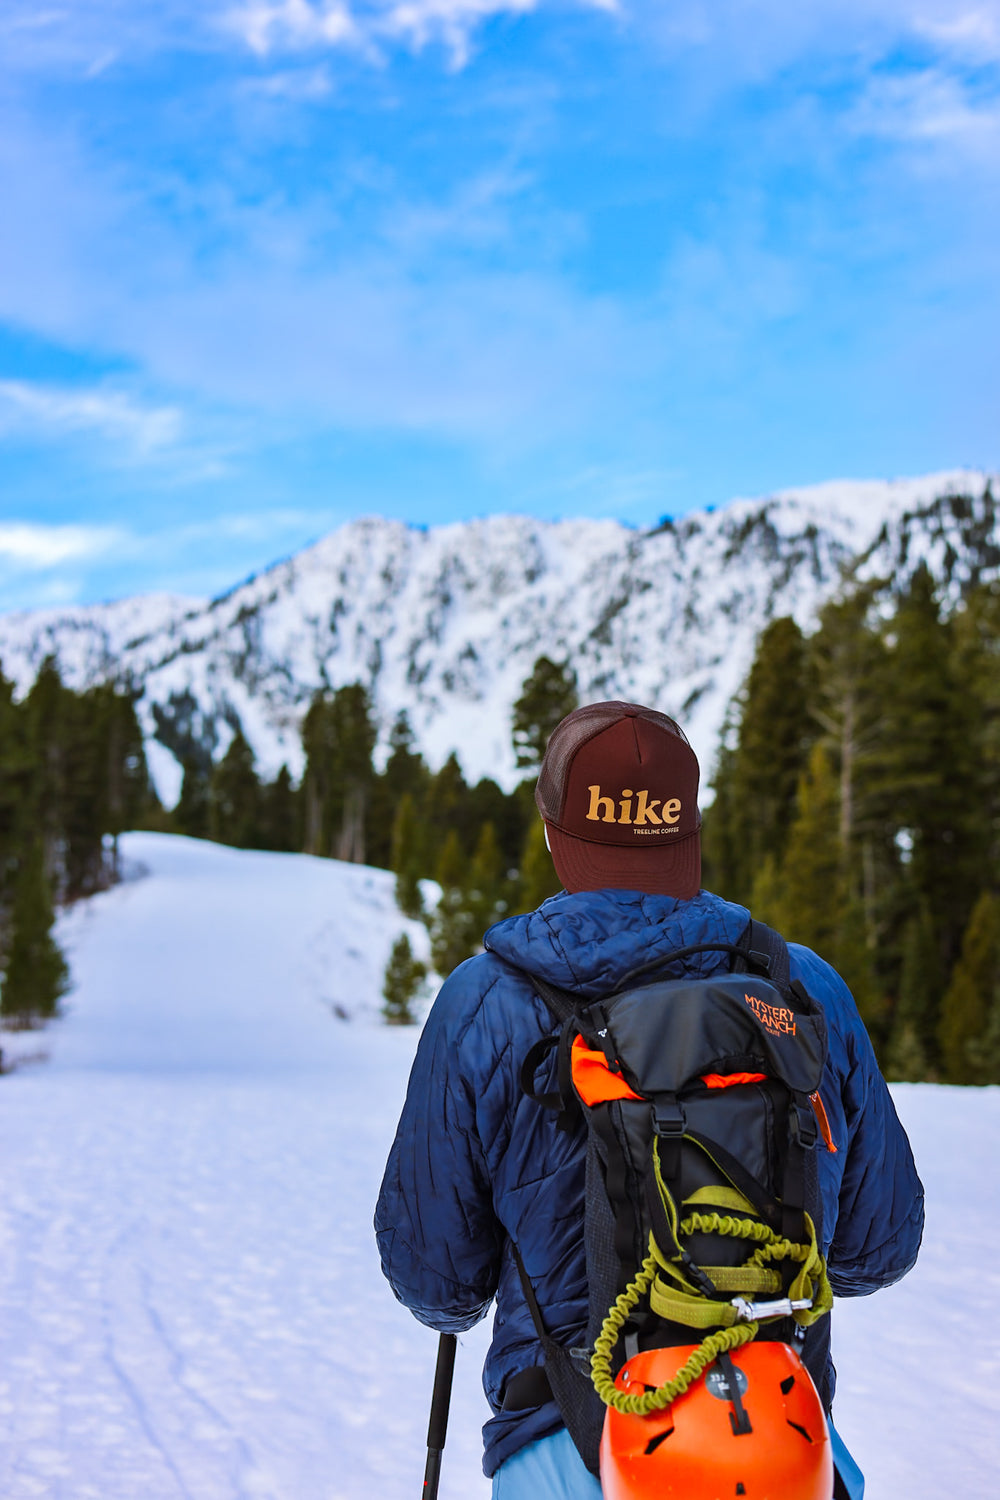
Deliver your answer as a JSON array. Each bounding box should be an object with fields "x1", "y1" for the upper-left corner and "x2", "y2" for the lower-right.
[{"x1": 0, "y1": 470, "x2": 996, "y2": 804}]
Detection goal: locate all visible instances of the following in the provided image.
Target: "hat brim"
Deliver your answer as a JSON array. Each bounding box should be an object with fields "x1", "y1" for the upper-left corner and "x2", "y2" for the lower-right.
[{"x1": 546, "y1": 822, "x2": 701, "y2": 900}]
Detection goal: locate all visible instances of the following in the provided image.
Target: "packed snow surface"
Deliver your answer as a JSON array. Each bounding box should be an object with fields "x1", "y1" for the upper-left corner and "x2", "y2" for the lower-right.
[{"x1": 1, "y1": 834, "x2": 998, "y2": 1498}]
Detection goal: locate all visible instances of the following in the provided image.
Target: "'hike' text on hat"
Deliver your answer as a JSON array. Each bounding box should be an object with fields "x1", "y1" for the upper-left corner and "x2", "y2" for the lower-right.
[{"x1": 535, "y1": 701, "x2": 701, "y2": 898}]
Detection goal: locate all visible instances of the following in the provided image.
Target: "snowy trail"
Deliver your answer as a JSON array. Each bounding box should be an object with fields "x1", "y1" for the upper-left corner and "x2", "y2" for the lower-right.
[
  {"x1": 0, "y1": 835, "x2": 492, "y2": 1500},
  {"x1": 1, "y1": 833, "x2": 998, "y2": 1498}
]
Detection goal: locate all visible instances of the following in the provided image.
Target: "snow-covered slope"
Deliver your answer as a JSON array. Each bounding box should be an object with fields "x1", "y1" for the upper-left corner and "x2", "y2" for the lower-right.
[
  {"x1": 0, "y1": 470, "x2": 996, "y2": 801},
  {"x1": 0, "y1": 835, "x2": 996, "y2": 1498}
]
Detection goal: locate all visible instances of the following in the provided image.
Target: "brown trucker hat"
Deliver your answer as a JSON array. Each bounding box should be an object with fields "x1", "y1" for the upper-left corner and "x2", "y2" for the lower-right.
[{"x1": 535, "y1": 701, "x2": 702, "y2": 898}]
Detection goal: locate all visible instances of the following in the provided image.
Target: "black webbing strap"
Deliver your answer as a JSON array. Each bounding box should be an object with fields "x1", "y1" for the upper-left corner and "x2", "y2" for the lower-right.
[
  {"x1": 511, "y1": 1241, "x2": 552, "y2": 1348},
  {"x1": 780, "y1": 1091, "x2": 817, "y2": 1244},
  {"x1": 519, "y1": 1020, "x2": 581, "y2": 1133},
  {"x1": 716, "y1": 1350, "x2": 753, "y2": 1436},
  {"x1": 519, "y1": 975, "x2": 585, "y2": 1125},
  {"x1": 591, "y1": 1102, "x2": 644, "y2": 1287},
  {"x1": 685, "y1": 1128, "x2": 782, "y2": 1230},
  {"x1": 510, "y1": 1242, "x2": 604, "y2": 1475},
  {"x1": 519, "y1": 1034, "x2": 561, "y2": 1110}
]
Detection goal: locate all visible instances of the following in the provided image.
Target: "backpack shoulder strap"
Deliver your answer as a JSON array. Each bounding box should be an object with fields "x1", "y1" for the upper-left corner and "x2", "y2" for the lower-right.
[
  {"x1": 517, "y1": 974, "x2": 587, "y2": 1132},
  {"x1": 734, "y1": 916, "x2": 791, "y2": 991},
  {"x1": 528, "y1": 973, "x2": 585, "y2": 1026}
]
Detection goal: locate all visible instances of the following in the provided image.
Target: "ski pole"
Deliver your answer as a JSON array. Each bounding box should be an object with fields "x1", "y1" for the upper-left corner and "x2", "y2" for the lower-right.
[{"x1": 422, "y1": 1332, "x2": 457, "y2": 1500}]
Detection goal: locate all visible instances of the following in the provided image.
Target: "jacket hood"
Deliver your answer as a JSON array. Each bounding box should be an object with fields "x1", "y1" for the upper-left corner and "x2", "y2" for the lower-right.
[{"x1": 484, "y1": 886, "x2": 751, "y2": 998}]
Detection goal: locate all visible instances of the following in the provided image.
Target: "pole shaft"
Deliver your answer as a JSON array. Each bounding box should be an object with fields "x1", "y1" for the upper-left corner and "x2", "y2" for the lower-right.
[{"x1": 422, "y1": 1333, "x2": 457, "y2": 1500}]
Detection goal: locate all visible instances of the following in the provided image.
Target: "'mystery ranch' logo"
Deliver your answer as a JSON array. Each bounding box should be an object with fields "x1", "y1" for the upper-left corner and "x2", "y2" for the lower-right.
[
  {"x1": 585, "y1": 784, "x2": 681, "y2": 835},
  {"x1": 743, "y1": 992, "x2": 797, "y2": 1037}
]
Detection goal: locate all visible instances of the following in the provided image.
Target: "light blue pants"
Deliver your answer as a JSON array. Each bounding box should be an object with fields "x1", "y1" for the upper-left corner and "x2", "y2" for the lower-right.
[{"x1": 491, "y1": 1420, "x2": 864, "y2": 1499}]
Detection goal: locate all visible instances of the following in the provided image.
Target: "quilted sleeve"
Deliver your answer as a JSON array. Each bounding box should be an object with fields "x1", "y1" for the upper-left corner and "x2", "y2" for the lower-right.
[
  {"x1": 792, "y1": 945, "x2": 925, "y2": 1297},
  {"x1": 374, "y1": 958, "x2": 506, "y2": 1332},
  {"x1": 825, "y1": 1012, "x2": 925, "y2": 1296}
]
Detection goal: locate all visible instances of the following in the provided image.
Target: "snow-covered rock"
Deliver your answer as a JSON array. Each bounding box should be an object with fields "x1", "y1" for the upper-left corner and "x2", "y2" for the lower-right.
[{"x1": 0, "y1": 470, "x2": 995, "y2": 801}]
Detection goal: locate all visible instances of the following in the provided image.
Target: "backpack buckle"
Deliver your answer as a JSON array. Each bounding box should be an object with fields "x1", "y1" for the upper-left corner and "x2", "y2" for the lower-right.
[
  {"x1": 790, "y1": 1098, "x2": 818, "y2": 1149},
  {"x1": 652, "y1": 1099, "x2": 686, "y2": 1137},
  {"x1": 747, "y1": 948, "x2": 773, "y2": 975}
]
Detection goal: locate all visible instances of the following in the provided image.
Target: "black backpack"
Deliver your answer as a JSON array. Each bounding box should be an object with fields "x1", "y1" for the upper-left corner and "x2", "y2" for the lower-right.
[{"x1": 508, "y1": 919, "x2": 835, "y2": 1477}]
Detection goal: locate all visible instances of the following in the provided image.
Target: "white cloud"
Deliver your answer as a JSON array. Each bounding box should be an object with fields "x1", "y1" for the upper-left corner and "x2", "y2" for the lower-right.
[
  {"x1": 0, "y1": 381, "x2": 184, "y2": 454},
  {"x1": 226, "y1": 0, "x2": 366, "y2": 57},
  {"x1": 849, "y1": 68, "x2": 1000, "y2": 150},
  {"x1": 224, "y1": 0, "x2": 617, "y2": 67},
  {"x1": 917, "y1": 7, "x2": 1000, "y2": 63},
  {"x1": 0, "y1": 522, "x2": 123, "y2": 570},
  {"x1": 376, "y1": 0, "x2": 538, "y2": 68}
]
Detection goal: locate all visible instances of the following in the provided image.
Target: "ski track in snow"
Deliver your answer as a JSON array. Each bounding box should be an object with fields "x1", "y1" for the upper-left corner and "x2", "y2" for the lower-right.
[{"x1": 1, "y1": 832, "x2": 998, "y2": 1498}]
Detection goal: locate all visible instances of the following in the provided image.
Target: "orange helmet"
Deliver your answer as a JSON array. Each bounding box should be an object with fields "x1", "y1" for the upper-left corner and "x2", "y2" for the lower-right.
[{"x1": 600, "y1": 1341, "x2": 832, "y2": 1500}]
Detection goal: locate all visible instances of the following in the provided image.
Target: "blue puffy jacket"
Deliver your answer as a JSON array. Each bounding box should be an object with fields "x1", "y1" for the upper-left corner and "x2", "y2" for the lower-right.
[{"x1": 375, "y1": 887, "x2": 924, "y2": 1478}]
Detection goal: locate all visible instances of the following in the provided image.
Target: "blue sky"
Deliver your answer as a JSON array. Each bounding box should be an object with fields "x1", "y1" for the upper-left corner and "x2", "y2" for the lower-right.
[{"x1": 1, "y1": 0, "x2": 998, "y2": 609}]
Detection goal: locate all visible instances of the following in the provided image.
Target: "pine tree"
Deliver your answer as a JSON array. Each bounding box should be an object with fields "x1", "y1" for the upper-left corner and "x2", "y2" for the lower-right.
[
  {"x1": 383, "y1": 712, "x2": 427, "y2": 800},
  {"x1": 1, "y1": 842, "x2": 68, "y2": 1025},
  {"x1": 876, "y1": 565, "x2": 985, "y2": 969},
  {"x1": 368, "y1": 712, "x2": 429, "y2": 870},
  {"x1": 61, "y1": 687, "x2": 114, "y2": 897},
  {"x1": 769, "y1": 742, "x2": 841, "y2": 955},
  {"x1": 834, "y1": 894, "x2": 882, "y2": 1037},
  {"x1": 746, "y1": 853, "x2": 786, "y2": 933},
  {"x1": 938, "y1": 891, "x2": 999, "y2": 1085},
  {"x1": 300, "y1": 685, "x2": 376, "y2": 862},
  {"x1": 175, "y1": 758, "x2": 211, "y2": 838},
  {"x1": 809, "y1": 590, "x2": 885, "y2": 851},
  {"x1": 512, "y1": 656, "x2": 578, "y2": 772},
  {"x1": 23, "y1": 657, "x2": 69, "y2": 896},
  {"x1": 808, "y1": 589, "x2": 889, "y2": 956},
  {"x1": 701, "y1": 726, "x2": 739, "y2": 894},
  {"x1": 0, "y1": 662, "x2": 31, "y2": 950},
  {"x1": 300, "y1": 693, "x2": 332, "y2": 856},
  {"x1": 423, "y1": 753, "x2": 469, "y2": 852},
  {"x1": 953, "y1": 582, "x2": 1000, "y2": 906},
  {"x1": 381, "y1": 933, "x2": 427, "y2": 1025},
  {"x1": 710, "y1": 619, "x2": 817, "y2": 905},
  {"x1": 98, "y1": 687, "x2": 149, "y2": 875},
  {"x1": 209, "y1": 728, "x2": 261, "y2": 848},
  {"x1": 515, "y1": 818, "x2": 563, "y2": 913},
  {"x1": 329, "y1": 684, "x2": 377, "y2": 863},
  {"x1": 885, "y1": 905, "x2": 942, "y2": 1081},
  {"x1": 391, "y1": 792, "x2": 424, "y2": 919},
  {"x1": 429, "y1": 829, "x2": 479, "y2": 976},
  {"x1": 884, "y1": 1016, "x2": 929, "y2": 1084},
  {"x1": 258, "y1": 765, "x2": 299, "y2": 852},
  {"x1": 467, "y1": 821, "x2": 506, "y2": 935},
  {"x1": 970, "y1": 990, "x2": 1000, "y2": 1087},
  {"x1": 748, "y1": 741, "x2": 882, "y2": 1037},
  {"x1": 467, "y1": 777, "x2": 530, "y2": 873}
]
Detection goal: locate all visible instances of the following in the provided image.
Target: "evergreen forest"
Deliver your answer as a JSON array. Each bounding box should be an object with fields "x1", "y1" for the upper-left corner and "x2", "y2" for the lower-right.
[
  {"x1": 703, "y1": 566, "x2": 1000, "y2": 1086},
  {"x1": 2, "y1": 567, "x2": 998, "y2": 1085},
  {"x1": 0, "y1": 658, "x2": 148, "y2": 1027}
]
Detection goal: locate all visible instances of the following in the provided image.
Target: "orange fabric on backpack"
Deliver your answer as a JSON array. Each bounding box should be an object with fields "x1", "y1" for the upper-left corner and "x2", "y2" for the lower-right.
[
  {"x1": 810, "y1": 1090, "x2": 838, "y2": 1152},
  {"x1": 700, "y1": 1071, "x2": 767, "y2": 1090},
  {"x1": 571, "y1": 1035, "x2": 644, "y2": 1106}
]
